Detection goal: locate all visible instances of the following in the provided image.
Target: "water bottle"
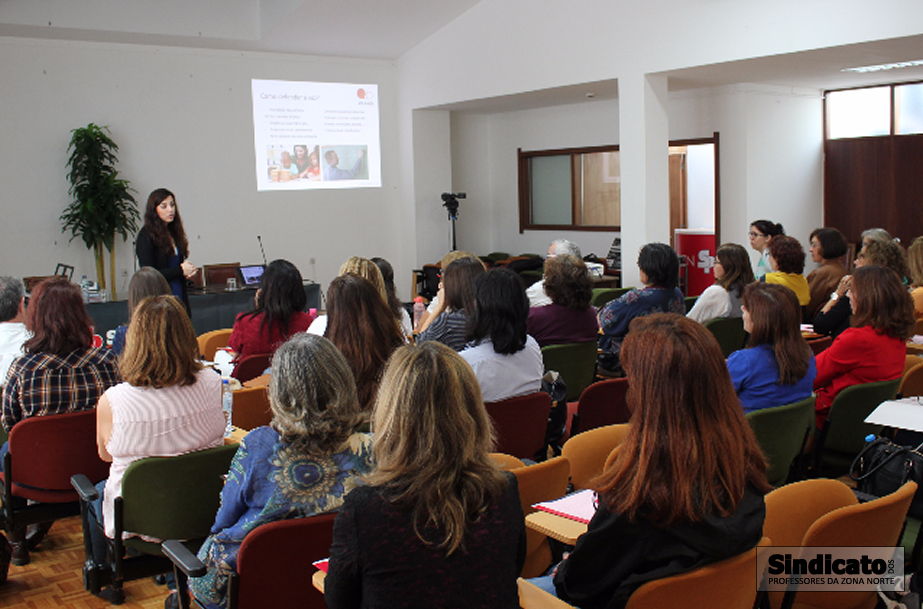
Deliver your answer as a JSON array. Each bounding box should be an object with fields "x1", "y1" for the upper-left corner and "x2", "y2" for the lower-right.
[
  {"x1": 222, "y1": 378, "x2": 234, "y2": 439},
  {"x1": 413, "y1": 297, "x2": 425, "y2": 330}
]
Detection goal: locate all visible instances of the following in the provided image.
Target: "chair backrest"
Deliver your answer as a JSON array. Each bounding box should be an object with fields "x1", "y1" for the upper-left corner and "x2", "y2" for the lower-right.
[
  {"x1": 120, "y1": 443, "x2": 237, "y2": 541},
  {"x1": 806, "y1": 335, "x2": 833, "y2": 355},
  {"x1": 232, "y1": 353, "x2": 273, "y2": 383},
  {"x1": 235, "y1": 513, "x2": 337, "y2": 609},
  {"x1": 486, "y1": 251, "x2": 511, "y2": 264},
  {"x1": 518, "y1": 578, "x2": 579, "y2": 608},
  {"x1": 823, "y1": 378, "x2": 901, "y2": 456},
  {"x1": 511, "y1": 457, "x2": 571, "y2": 578},
  {"x1": 900, "y1": 361, "x2": 923, "y2": 398},
  {"x1": 484, "y1": 392, "x2": 552, "y2": 459},
  {"x1": 203, "y1": 263, "x2": 241, "y2": 287},
  {"x1": 684, "y1": 295, "x2": 698, "y2": 311},
  {"x1": 490, "y1": 452, "x2": 526, "y2": 470},
  {"x1": 6, "y1": 409, "x2": 110, "y2": 502},
  {"x1": 574, "y1": 377, "x2": 631, "y2": 434},
  {"x1": 763, "y1": 478, "x2": 858, "y2": 548},
  {"x1": 703, "y1": 317, "x2": 747, "y2": 358},
  {"x1": 745, "y1": 395, "x2": 815, "y2": 486},
  {"x1": 561, "y1": 424, "x2": 630, "y2": 491},
  {"x1": 623, "y1": 538, "x2": 771, "y2": 609},
  {"x1": 905, "y1": 354, "x2": 923, "y2": 375},
  {"x1": 590, "y1": 287, "x2": 629, "y2": 308},
  {"x1": 232, "y1": 387, "x2": 272, "y2": 431},
  {"x1": 541, "y1": 342, "x2": 598, "y2": 402},
  {"x1": 197, "y1": 328, "x2": 233, "y2": 361}
]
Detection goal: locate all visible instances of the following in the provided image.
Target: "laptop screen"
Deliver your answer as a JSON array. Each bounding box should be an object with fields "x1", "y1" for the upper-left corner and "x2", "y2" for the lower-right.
[{"x1": 238, "y1": 265, "x2": 265, "y2": 286}]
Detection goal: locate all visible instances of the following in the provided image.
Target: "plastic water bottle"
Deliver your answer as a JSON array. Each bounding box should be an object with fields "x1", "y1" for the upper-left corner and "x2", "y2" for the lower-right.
[
  {"x1": 222, "y1": 378, "x2": 234, "y2": 439},
  {"x1": 413, "y1": 297, "x2": 425, "y2": 330}
]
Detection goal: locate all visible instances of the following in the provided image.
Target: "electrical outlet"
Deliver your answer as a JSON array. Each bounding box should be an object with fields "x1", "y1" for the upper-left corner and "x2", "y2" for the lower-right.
[
  {"x1": 121, "y1": 269, "x2": 129, "y2": 277},
  {"x1": 310, "y1": 257, "x2": 316, "y2": 265}
]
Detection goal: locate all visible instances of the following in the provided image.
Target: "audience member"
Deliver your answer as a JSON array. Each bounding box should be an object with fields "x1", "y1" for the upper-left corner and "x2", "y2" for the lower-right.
[
  {"x1": 526, "y1": 255, "x2": 598, "y2": 347},
  {"x1": 325, "y1": 274, "x2": 405, "y2": 414},
  {"x1": 415, "y1": 250, "x2": 480, "y2": 332},
  {"x1": 308, "y1": 256, "x2": 392, "y2": 336},
  {"x1": 542, "y1": 314, "x2": 769, "y2": 608},
  {"x1": 764, "y1": 235, "x2": 809, "y2": 307},
  {"x1": 110, "y1": 267, "x2": 171, "y2": 356},
  {"x1": 861, "y1": 227, "x2": 893, "y2": 248},
  {"x1": 325, "y1": 341, "x2": 525, "y2": 609},
  {"x1": 190, "y1": 334, "x2": 373, "y2": 609},
  {"x1": 461, "y1": 269, "x2": 543, "y2": 402},
  {"x1": 88, "y1": 296, "x2": 225, "y2": 597},
  {"x1": 727, "y1": 284, "x2": 816, "y2": 414},
  {"x1": 805, "y1": 227, "x2": 849, "y2": 319},
  {"x1": 372, "y1": 257, "x2": 413, "y2": 337},
  {"x1": 686, "y1": 243, "x2": 754, "y2": 323},
  {"x1": 526, "y1": 239, "x2": 582, "y2": 308},
  {"x1": 748, "y1": 220, "x2": 785, "y2": 279},
  {"x1": 598, "y1": 243, "x2": 684, "y2": 374},
  {"x1": 814, "y1": 265, "x2": 915, "y2": 428},
  {"x1": 0, "y1": 276, "x2": 29, "y2": 387},
  {"x1": 227, "y1": 259, "x2": 312, "y2": 364},
  {"x1": 908, "y1": 236, "x2": 923, "y2": 318},
  {"x1": 136, "y1": 188, "x2": 196, "y2": 313},
  {"x1": 416, "y1": 257, "x2": 485, "y2": 351}
]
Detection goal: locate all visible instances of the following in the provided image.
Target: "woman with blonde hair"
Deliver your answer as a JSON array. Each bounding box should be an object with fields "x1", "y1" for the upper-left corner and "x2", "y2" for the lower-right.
[
  {"x1": 325, "y1": 341, "x2": 526, "y2": 608},
  {"x1": 686, "y1": 243, "x2": 754, "y2": 323},
  {"x1": 307, "y1": 256, "x2": 392, "y2": 336}
]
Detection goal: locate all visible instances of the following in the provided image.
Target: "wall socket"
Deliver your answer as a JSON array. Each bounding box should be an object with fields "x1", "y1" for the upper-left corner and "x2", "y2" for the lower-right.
[
  {"x1": 309, "y1": 257, "x2": 316, "y2": 265},
  {"x1": 121, "y1": 269, "x2": 129, "y2": 277}
]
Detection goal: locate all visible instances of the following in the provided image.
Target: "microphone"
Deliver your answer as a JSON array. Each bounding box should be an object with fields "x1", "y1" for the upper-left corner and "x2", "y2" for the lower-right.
[{"x1": 257, "y1": 235, "x2": 268, "y2": 266}]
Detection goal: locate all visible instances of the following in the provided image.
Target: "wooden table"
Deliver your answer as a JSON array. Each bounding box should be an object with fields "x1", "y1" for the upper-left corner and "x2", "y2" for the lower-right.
[
  {"x1": 525, "y1": 511, "x2": 588, "y2": 545},
  {"x1": 225, "y1": 426, "x2": 247, "y2": 445}
]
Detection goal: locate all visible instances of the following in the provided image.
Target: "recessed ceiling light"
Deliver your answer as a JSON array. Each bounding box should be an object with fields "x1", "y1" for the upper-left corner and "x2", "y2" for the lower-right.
[{"x1": 842, "y1": 60, "x2": 923, "y2": 73}]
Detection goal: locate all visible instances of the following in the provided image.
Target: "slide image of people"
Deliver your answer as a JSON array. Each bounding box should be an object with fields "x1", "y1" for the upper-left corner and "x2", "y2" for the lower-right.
[
  {"x1": 321, "y1": 145, "x2": 368, "y2": 181},
  {"x1": 295, "y1": 144, "x2": 321, "y2": 181}
]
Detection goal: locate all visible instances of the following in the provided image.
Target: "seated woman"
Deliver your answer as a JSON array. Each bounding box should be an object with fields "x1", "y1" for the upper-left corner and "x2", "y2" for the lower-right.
[
  {"x1": 416, "y1": 257, "x2": 484, "y2": 351},
  {"x1": 111, "y1": 267, "x2": 171, "y2": 356},
  {"x1": 325, "y1": 341, "x2": 526, "y2": 609},
  {"x1": 415, "y1": 250, "x2": 481, "y2": 332},
  {"x1": 686, "y1": 243, "x2": 754, "y2": 323},
  {"x1": 814, "y1": 264, "x2": 915, "y2": 428},
  {"x1": 189, "y1": 334, "x2": 373, "y2": 609},
  {"x1": 308, "y1": 257, "x2": 395, "y2": 336},
  {"x1": 805, "y1": 227, "x2": 849, "y2": 319},
  {"x1": 372, "y1": 256, "x2": 413, "y2": 337},
  {"x1": 726, "y1": 283, "x2": 816, "y2": 414},
  {"x1": 598, "y1": 243, "x2": 684, "y2": 374},
  {"x1": 460, "y1": 269, "x2": 543, "y2": 403},
  {"x1": 89, "y1": 296, "x2": 226, "y2": 591},
  {"x1": 763, "y1": 235, "x2": 810, "y2": 309},
  {"x1": 227, "y1": 259, "x2": 313, "y2": 363},
  {"x1": 526, "y1": 255, "x2": 598, "y2": 348},
  {"x1": 544, "y1": 314, "x2": 770, "y2": 608},
  {"x1": 907, "y1": 236, "x2": 923, "y2": 318},
  {"x1": 325, "y1": 274, "x2": 405, "y2": 414},
  {"x1": 748, "y1": 219, "x2": 785, "y2": 279}
]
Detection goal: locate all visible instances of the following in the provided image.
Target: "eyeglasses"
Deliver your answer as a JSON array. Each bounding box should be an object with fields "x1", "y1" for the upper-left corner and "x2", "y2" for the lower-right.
[{"x1": 748, "y1": 231, "x2": 765, "y2": 239}]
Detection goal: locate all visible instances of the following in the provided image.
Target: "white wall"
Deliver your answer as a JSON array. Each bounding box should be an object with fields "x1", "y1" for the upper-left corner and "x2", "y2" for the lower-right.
[{"x1": 0, "y1": 36, "x2": 400, "y2": 297}]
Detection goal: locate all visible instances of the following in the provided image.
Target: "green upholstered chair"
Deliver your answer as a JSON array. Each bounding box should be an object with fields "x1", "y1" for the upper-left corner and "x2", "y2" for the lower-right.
[
  {"x1": 72, "y1": 443, "x2": 238, "y2": 604},
  {"x1": 745, "y1": 394, "x2": 815, "y2": 487},
  {"x1": 541, "y1": 341, "x2": 598, "y2": 402},
  {"x1": 684, "y1": 295, "x2": 698, "y2": 311},
  {"x1": 485, "y1": 251, "x2": 510, "y2": 265},
  {"x1": 814, "y1": 378, "x2": 901, "y2": 478},
  {"x1": 590, "y1": 287, "x2": 630, "y2": 309},
  {"x1": 703, "y1": 317, "x2": 747, "y2": 358}
]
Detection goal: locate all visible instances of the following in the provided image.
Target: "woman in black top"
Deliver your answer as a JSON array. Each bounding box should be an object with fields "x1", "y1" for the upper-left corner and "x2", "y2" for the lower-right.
[{"x1": 135, "y1": 188, "x2": 196, "y2": 312}]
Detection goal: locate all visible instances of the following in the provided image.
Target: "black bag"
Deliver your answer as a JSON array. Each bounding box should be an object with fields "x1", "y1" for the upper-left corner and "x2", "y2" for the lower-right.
[
  {"x1": 850, "y1": 436, "x2": 923, "y2": 519},
  {"x1": 542, "y1": 371, "x2": 569, "y2": 452}
]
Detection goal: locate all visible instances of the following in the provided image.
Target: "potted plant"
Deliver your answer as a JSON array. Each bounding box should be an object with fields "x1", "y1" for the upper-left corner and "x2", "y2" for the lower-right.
[{"x1": 61, "y1": 123, "x2": 140, "y2": 300}]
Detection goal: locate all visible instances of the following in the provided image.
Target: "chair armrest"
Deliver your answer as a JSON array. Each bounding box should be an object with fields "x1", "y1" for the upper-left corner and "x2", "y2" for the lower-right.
[
  {"x1": 162, "y1": 540, "x2": 208, "y2": 578},
  {"x1": 71, "y1": 474, "x2": 99, "y2": 502}
]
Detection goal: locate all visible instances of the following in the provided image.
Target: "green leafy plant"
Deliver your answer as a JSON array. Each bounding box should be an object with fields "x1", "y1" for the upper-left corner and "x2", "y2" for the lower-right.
[{"x1": 61, "y1": 123, "x2": 140, "y2": 300}]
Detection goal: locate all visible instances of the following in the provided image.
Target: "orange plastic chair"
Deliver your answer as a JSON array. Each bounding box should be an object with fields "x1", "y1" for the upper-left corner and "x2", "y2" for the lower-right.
[
  {"x1": 490, "y1": 453, "x2": 526, "y2": 470},
  {"x1": 561, "y1": 424, "x2": 630, "y2": 490},
  {"x1": 484, "y1": 392, "x2": 552, "y2": 460},
  {"x1": 197, "y1": 328, "x2": 232, "y2": 361},
  {"x1": 511, "y1": 456, "x2": 570, "y2": 578},
  {"x1": 900, "y1": 361, "x2": 923, "y2": 398},
  {"x1": 232, "y1": 387, "x2": 273, "y2": 431}
]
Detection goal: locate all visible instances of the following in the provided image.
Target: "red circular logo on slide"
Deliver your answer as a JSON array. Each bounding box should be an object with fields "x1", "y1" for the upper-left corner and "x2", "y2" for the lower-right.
[{"x1": 357, "y1": 89, "x2": 366, "y2": 99}]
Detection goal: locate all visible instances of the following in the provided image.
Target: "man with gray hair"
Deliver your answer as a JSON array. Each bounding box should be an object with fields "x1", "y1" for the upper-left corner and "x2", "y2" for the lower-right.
[
  {"x1": 0, "y1": 277, "x2": 29, "y2": 387},
  {"x1": 526, "y1": 240, "x2": 582, "y2": 307}
]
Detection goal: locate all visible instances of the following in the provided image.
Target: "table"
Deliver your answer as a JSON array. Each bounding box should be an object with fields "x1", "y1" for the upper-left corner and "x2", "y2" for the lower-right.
[
  {"x1": 525, "y1": 511, "x2": 587, "y2": 545},
  {"x1": 225, "y1": 426, "x2": 247, "y2": 445}
]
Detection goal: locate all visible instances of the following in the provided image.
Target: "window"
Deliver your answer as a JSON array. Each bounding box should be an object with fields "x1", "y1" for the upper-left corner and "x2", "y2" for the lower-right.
[
  {"x1": 518, "y1": 145, "x2": 620, "y2": 232},
  {"x1": 825, "y1": 81, "x2": 923, "y2": 138}
]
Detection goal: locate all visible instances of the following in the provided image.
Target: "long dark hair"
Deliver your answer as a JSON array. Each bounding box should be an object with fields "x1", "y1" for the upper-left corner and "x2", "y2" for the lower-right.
[
  {"x1": 24, "y1": 277, "x2": 94, "y2": 356},
  {"x1": 743, "y1": 283, "x2": 812, "y2": 385},
  {"x1": 143, "y1": 188, "x2": 189, "y2": 257},
  {"x1": 240, "y1": 259, "x2": 307, "y2": 339},
  {"x1": 714, "y1": 244, "x2": 755, "y2": 298},
  {"x1": 371, "y1": 257, "x2": 404, "y2": 321},
  {"x1": 465, "y1": 269, "x2": 529, "y2": 355}
]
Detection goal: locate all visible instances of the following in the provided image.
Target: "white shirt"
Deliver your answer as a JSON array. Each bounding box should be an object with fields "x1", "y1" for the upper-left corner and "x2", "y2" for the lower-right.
[
  {"x1": 460, "y1": 335, "x2": 544, "y2": 403},
  {"x1": 686, "y1": 284, "x2": 731, "y2": 323},
  {"x1": 0, "y1": 322, "x2": 30, "y2": 387},
  {"x1": 526, "y1": 279, "x2": 551, "y2": 308},
  {"x1": 306, "y1": 315, "x2": 327, "y2": 336}
]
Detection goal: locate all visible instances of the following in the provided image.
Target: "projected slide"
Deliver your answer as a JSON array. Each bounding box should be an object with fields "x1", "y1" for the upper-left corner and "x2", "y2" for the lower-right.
[{"x1": 252, "y1": 79, "x2": 381, "y2": 191}]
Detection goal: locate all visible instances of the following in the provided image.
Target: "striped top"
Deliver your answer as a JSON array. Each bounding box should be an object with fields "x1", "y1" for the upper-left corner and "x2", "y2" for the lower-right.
[{"x1": 102, "y1": 369, "x2": 226, "y2": 538}]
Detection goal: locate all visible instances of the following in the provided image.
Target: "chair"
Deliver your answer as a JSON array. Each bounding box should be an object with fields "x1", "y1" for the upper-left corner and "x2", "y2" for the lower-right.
[
  {"x1": 0, "y1": 410, "x2": 110, "y2": 565},
  {"x1": 780, "y1": 482, "x2": 916, "y2": 609},
  {"x1": 511, "y1": 457, "x2": 570, "y2": 578},
  {"x1": 814, "y1": 378, "x2": 901, "y2": 477},
  {"x1": 197, "y1": 329, "x2": 233, "y2": 361},
  {"x1": 572, "y1": 377, "x2": 631, "y2": 436},
  {"x1": 904, "y1": 354, "x2": 923, "y2": 375},
  {"x1": 485, "y1": 392, "x2": 552, "y2": 460},
  {"x1": 413, "y1": 263, "x2": 441, "y2": 301},
  {"x1": 203, "y1": 263, "x2": 241, "y2": 287},
  {"x1": 541, "y1": 342, "x2": 598, "y2": 402},
  {"x1": 590, "y1": 287, "x2": 629, "y2": 308},
  {"x1": 561, "y1": 424, "x2": 630, "y2": 491},
  {"x1": 806, "y1": 335, "x2": 832, "y2": 355},
  {"x1": 745, "y1": 395, "x2": 815, "y2": 486},
  {"x1": 684, "y1": 295, "x2": 698, "y2": 311},
  {"x1": 486, "y1": 252, "x2": 511, "y2": 265},
  {"x1": 900, "y1": 361, "x2": 923, "y2": 398},
  {"x1": 703, "y1": 317, "x2": 747, "y2": 358},
  {"x1": 164, "y1": 512, "x2": 337, "y2": 609},
  {"x1": 54, "y1": 263, "x2": 75, "y2": 280},
  {"x1": 72, "y1": 443, "x2": 238, "y2": 604},
  {"x1": 231, "y1": 353, "x2": 272, "y2": 384},
  {"x1": 490, "y1": 453, "x2": 526, "y2": 470},
  {"x1": 232, "y1": 387, "x2": 272, "y2": 431}
]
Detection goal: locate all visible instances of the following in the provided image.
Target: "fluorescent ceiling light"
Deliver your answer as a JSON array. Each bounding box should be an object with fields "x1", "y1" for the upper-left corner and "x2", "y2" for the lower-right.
[{"x1": 842, "y1": 60, "x2": 923, "y2": 73}]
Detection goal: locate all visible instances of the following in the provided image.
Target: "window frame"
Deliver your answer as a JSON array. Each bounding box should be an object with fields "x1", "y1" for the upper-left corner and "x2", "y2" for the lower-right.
[{"x1": 824, "y1": 79, "x2": 923, "y2": 140}]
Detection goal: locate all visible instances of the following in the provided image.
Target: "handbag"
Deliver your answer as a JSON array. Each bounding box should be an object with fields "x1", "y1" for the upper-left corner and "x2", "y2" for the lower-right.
[
  {"x1": 850, "y1": 436, "x2": 923, "y2": 519},
  {"x1": 541, "y1": 371, "x2": 569, "y2": 450}
]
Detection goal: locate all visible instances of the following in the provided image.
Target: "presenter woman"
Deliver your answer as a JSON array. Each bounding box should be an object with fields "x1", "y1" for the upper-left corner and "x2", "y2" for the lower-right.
[{"x1": 136, "y1": 188, "x2": 197, "y2": 312}]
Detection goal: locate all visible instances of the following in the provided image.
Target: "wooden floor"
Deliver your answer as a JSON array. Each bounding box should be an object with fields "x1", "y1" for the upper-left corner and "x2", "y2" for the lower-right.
[{"x1": 0, "y1": 516, "x2": 170, "y2": 609}]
